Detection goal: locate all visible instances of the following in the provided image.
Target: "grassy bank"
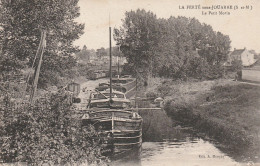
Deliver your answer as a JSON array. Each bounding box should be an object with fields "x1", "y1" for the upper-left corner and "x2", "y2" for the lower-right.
[{"x1": 146, "y1": 78, "x2": 260, "y2": 162}]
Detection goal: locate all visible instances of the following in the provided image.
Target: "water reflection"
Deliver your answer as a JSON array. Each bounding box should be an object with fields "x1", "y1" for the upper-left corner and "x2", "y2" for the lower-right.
[
  {"x1": 110, "y1": 109, "x2": 241, "y2": 166},
  {"x1": 140, "y1": 140, "x2": 239, "y2": 166},
  {"x1": 111, "y1": 138, "x2": 240, "y2": 166},
  {"x1": 80, "y1": 80, "x2": 257, "y2": 165},
  {"x1": 110, "y1": 147, "x2": 142, "y2": 166}
]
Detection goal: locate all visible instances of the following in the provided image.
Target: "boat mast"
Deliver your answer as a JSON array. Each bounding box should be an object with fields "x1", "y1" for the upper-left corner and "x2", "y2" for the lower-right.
[
  {"x1": 109, "y1": 15, "x2": 112, "y2": 102},
  {"x1": 117, "y1": 47, "x2": 120, "y2": 78}
]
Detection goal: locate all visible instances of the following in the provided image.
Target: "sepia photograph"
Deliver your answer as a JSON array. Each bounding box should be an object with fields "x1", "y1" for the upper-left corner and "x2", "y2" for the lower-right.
[{"x1": 0, "y1": 0, "x2": 260, "y2": 165}]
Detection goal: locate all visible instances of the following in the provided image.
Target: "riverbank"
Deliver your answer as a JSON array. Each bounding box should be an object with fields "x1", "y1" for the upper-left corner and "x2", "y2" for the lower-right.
[{"x1": 145, "y1": 78, "x2": 260, "y2": 163}]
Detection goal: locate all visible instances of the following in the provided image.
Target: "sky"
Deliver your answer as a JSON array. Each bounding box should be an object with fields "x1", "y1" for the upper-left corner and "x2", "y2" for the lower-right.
[{"x1": 74, "y1": 0, "x2": 260, "y2": 52}]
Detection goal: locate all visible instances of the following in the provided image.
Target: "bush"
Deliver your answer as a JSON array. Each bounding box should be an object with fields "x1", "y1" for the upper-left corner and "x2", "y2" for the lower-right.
[
  {"x1": 0, "y1": 90, "x2": 105, "y2": 165},
  {"x1": 231, "y1": 59, "x2": 243, "y2": 72},
  {"x1": 157, "y1": 84, "x2": 171, "y2": 97},
  {"x1": 145, "y1": 91, "x2": 157, "y2": 100}
]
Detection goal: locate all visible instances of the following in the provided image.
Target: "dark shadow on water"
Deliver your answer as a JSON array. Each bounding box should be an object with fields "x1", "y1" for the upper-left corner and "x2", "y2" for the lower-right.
[
  {"x1": 109, "y1": 108, "x2": 200, "y2": 165},
  {"x1": 109, "y1": 147, "x2": 142, "y2": 166},
  {"x1": 139, "y1": 107, "x2": 197, "y2": 142},
  {"x1": 109, "y1": 100, "x2": 257, "y2": 165}
]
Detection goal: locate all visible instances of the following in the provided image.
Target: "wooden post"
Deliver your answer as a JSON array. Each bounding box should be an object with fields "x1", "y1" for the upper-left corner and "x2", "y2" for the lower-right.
[
  {"x1": 112, "y1": 112, "x2": 114, "y2": 134},
  {"x1": 22, "y1": 30, "x2": 44, "y2": 100},
  {"x1": 118, "y1": 46, "x2": 120, "y2": 78},
  {"x1": 135, "y1": 75, "x2": 137, "y2": 108},
  {"x1": 29, "y1": 30, "x2": 46, "y2": 104}
]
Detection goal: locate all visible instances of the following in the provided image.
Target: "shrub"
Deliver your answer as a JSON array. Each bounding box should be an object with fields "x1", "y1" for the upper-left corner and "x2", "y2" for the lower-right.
[
  {"x1": 157, "y1": 84, "x2": 171, "y2": 97},
  {"x1": 0, "y1": 90, "x2": 105, "y2": 165},
  {"x1": 145, "y1": 91, "x2": 157, "y2": 100},
  {"x1": 231, "y1": 59, "x2": 243, "y2": 72}
]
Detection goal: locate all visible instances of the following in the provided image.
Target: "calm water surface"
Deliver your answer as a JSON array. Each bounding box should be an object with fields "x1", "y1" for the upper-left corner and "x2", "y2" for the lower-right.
[
  {"x1": 111, "y1": 136, "x2": 240, "y2": 166},
  {"x1": 79, "y1": 79, "x2": 251, "y2": 166},
  {"x1": 140, "y1": 140, "x2": 239, "y2": 166},
  {"x1": 110, "y1": 110, "x2": 243, "y2": 166}
]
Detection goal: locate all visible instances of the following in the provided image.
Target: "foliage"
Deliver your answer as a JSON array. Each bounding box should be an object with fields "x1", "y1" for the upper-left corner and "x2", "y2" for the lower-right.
[
  {"x1": 231, "y1": 59, "x2": 243, "y2": 72},
  {"x1": 38, "y1": 55, "x2": 78, "y2": 88},
  {"x1": 121, "y1": 63, "x2": 135, "y2": 76},
  {"x1": 0, "y1": 90, "x2": 106, "y2": 165},
  {"x1": 0, "y1": 0, "x2": 84, "y2": 85},
  {"x1": 114, "y1": 9, "x2": 231, "y2": 80},
  {"x1": 157, "y1": 78, "x2": 260, "y2": 162},
  {"x1": 77, "y1": 63, "x2": 92, "y2": 78},
  {"x1": 76, "y1": 45, "x2": 97, "y2": 63},
  {"x1": 114, "y1": 9, "x2": 160, "y2": 78},
  {"x1": 96, "y1": 47, "x2": 107, "y2": 58},
  {"x1": 145, "y1": 91, "x2": 157, "y2": 100},
  {"x1": 95, "y1": 46, "x2": 123, "y2": 59}
]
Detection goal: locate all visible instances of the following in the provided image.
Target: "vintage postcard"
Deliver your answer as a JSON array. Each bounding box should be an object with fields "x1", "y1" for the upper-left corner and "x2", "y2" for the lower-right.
[{"x1": 0, "y1": 0, "x2": 259, "y2": 166}]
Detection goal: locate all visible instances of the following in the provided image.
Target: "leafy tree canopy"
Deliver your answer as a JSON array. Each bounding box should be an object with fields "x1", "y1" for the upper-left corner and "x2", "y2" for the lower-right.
[
  {"x1": 114, "y1": 9, "x2": 160, "y2": 74},
  {"x1": 114, "y1": 9, "x2": 231, "y2": 80},
  {"x1": 0, "y1": 0, "x2": 84, "y2": 84}
]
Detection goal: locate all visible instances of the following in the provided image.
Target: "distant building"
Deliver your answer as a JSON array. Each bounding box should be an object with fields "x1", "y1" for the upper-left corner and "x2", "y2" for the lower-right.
[{"x1": 226, "y1": 48, "x2": 257, "y2": 67}]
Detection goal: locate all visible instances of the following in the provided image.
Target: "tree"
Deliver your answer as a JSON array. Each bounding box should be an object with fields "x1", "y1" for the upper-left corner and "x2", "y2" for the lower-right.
[
  {"x1": 76, "y1": 45, "x2": 91, "y2": 63},
  {"x1": 115, "y1": 9, "x2": 231, "y2": 80},
  {"x1": 96, "y1": 47, "x2": 107, "y2": 58},
  {"x1": 231, "y1": 59, "x2": 243, "y2": 72},
  {"x1": 0, "y1": 0, "x2": 84, "y2": 84},
  {"x1": 161, "y1": 16, "x2": 195, "y2": 79},
  {"x1": 191, "y1": 24, "x2": 231, "y2": 65},
  {"x1": 114, "y1": 9, "x2": 160, "y2": 79}
]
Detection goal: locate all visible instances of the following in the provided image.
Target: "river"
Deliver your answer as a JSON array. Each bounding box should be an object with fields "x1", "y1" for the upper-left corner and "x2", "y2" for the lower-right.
[
  {"x1": 111, "y1": 111, "x2": 242, "y2": 166},
  {"x1": 78, "y1": 79, "x2": 248, "y2": 166}
]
